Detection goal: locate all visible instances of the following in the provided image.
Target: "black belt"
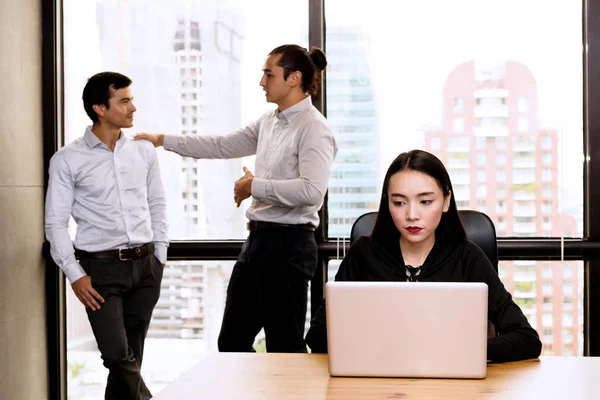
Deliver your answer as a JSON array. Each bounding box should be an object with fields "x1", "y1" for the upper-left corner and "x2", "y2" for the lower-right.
[
  {"x1": 76, "y1": 243, "x2": 154, "y2": 261},
  {"x1": 247, "y1": 221, "x2": 315, "y2": 232}
]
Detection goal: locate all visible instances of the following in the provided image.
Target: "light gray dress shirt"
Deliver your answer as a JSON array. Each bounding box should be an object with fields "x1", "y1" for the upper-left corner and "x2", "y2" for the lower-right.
[
  {"x1": 163, "y1": 96, "x2": 338, "y2": 228},
  {"x1": 45, "y1": 126, "x2": 169, "y2": 284}
]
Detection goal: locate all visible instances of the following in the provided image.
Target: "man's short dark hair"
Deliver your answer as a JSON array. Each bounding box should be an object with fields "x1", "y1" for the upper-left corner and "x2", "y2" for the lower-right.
[{"x1": 82, "y1": 72, "x2": 132, "y2": 123}]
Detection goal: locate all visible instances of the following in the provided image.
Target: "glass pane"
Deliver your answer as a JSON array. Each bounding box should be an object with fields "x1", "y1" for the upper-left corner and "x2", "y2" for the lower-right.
[
  {"x1": 63, "y1": 0, "x2": 307, "y2": 241},
  {"x1": 326, "y1": 259, "x2": 584, "y2": 356},
  {"x1": 326, "y1": 0, "x2": 583, "y2": 239},
  {"x1": 66, "y1": 260, "x2": 233, "y2": 396},
  {"x1": 63, "y1": 0, "x2": 307, "y2": 397}
]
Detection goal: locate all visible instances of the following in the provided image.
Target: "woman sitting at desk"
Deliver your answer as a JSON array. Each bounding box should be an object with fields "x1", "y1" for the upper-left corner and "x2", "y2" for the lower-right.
[{"x1": 305, "y1": 150, "x2": 542, "y2": 362}]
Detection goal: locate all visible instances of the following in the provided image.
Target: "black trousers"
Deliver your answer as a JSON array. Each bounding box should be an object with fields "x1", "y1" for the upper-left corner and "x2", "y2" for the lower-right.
[
  {"x1": 80, "y1": 254, "x2": 163, "y2": 400},
  {"x1": 217, "y1": 227, "x2": 318, "y2": 353}
]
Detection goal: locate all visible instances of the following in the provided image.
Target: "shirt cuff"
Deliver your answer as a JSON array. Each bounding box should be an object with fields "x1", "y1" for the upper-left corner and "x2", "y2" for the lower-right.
[
  {"x1": 162, "y1": 135, "x2": 177, "y2": 151},
  {"x1": 64, "y1": 260, "x2": 87, "y2": 285},
  {"x1": 251, "y1": 177, "x2": 268, "y2": 201},
  {"x1": 154, "y1": 243, "x2": 168, "y2": 265}
]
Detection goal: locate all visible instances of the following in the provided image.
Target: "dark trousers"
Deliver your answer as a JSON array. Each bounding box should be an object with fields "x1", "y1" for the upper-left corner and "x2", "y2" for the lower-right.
[
  {"x1": 79, "y1": 254, "x2": 163, "y2": 400},
  {"x1": 217, "y1": 227, "x2": 318, "y2": 353}
]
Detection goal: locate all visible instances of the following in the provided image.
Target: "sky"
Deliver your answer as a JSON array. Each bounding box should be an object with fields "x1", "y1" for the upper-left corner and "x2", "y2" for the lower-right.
[{"x1": 63, "y1": 0, "x2": 584, "y2": 220}]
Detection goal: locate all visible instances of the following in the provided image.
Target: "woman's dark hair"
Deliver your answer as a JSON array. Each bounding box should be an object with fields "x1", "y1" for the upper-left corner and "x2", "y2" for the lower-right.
[
  {"x1": 371, "y1": 149, "x2": 467, "y2": 246},
  {"x1": 82, "y1": 71, "x2": 132, "y2": 123},
  {"x1": 268, "y1": 44, "x2": 327, "y2": 96}
]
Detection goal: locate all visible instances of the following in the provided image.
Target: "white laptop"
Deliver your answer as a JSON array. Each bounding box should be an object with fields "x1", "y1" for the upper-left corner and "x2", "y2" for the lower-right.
[{"x1": 325, "y1": 281, "x2": 488, "y2": 379}]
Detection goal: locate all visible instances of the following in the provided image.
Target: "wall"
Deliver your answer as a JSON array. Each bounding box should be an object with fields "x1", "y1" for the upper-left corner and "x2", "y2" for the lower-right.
[{"x1": 0, "y1": 0, "x2": 48, "y2": 398}]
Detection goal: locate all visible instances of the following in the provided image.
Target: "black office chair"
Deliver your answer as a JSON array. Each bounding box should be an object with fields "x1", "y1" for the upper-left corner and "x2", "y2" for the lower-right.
[
  {"x1": 349, "y1": 209, "x2": 499, "y2": 337},
  {"x1": 350, "y1": 210, "x2": 498, "y2": 273}
]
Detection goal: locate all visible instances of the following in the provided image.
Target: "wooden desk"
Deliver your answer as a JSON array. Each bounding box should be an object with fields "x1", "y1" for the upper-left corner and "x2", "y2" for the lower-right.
[{"x1": 154, "y1": 353, "x2": 600, "y2": 399}]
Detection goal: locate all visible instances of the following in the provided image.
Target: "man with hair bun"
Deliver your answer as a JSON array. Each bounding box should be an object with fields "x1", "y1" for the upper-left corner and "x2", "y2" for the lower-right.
[{"x1": 135, "y1": 44, "x2": 337, "y2": 353}]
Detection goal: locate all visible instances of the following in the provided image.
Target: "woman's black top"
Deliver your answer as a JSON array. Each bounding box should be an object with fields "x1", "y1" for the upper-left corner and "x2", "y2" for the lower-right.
[{"x1": 305, "y1": 235, "x2": 542, "y2": 362}]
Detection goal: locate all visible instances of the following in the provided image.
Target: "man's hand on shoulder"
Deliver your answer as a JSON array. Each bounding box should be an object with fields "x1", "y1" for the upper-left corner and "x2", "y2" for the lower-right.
[
  {"x1": 134, "y1": 133, "x2": 164, "y2": 148},
  {"x1": 71, "y1": 275, "x2": 105, "y2": 311}
]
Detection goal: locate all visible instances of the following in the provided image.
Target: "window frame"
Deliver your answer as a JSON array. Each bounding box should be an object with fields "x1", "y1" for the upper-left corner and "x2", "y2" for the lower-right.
[{"x1": 43, "y1": 1, "x2": 600, "y2": 398}]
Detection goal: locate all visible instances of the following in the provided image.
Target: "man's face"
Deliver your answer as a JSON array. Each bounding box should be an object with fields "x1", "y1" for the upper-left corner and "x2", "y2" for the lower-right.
[
  {"x1": 96, "y1": 86, "x2": 136, "y2": 128},
  {"x1": 259, "y1": 54, "x2": 295, "y2": 107}
]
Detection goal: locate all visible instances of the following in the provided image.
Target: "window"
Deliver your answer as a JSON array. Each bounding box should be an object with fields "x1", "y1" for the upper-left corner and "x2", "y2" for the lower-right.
[
  {"x1": 518, "y1": 97, "x2": 529, "y2": 112},
  {"x1": 543, "y1": 183, "x2": 552, "y2": 198},
  {"x1": 325, "y1": 0, "x2": 583, "y2": 239},
  {"x1": 563, "y1": 328, "x2": 573, "y2": 343},
  {"x1": 453, "y1": 117, "x2": 464, "y2": 133},
  {"x1": 518, "y1": 117, "x2": 529, "y2": 133},
  {"x1": 476, "y1": 168, "x2": 486, "y2": 181},
  {"x1": 476, "y1": 185, "x2": 487, "y2": 198},
  {"x1": 430, "y1": 137, "x2": 442, "y2": 150},
  {"x1": 476, "y1": 137, "x2": 486, "y2": 150},
  {"x1": 542, "y1": 168, "x2": 552, "y2": 182},
  {"x1": 563, "y1": 265, "x2": 573, "y2": 278},
  {"x1": 563, "y1": 344, "x2": 573, "y2": 356},
  {"x1": 497, "y1": 184, "x2": 507, "y2": 198},
  {"x1": 477, "y1": 199, "x2": 486, "y2": 211},
  {"x1": 453, "y1": 97, "x2": 464, "y2": 113},
  {"x1": 542, "y1": 151, "x2": 552, "y2": 164},
  {"x1": 541, "y1": 135, "x2": 552, "y2": 149},
  {"x1": 477, "y1": 153, "x2": 486, "y2": 166},
  {"x1": 64, "y1": 0, "x2": 312, "y2": 389},
  {"x1": 456, "y1": 200, "x2": 469, "y2": 209},
  {"x1": 563, "y1": 314, "x2": 573, "y2": 327},
  {"x1": 496, "y1": 168, "x2": 506, "y2": 181},
  {"x1": 58, "y1": 2, "x2": 587, "y2": 396},
  {"x1": 448, "y1": 136, "x2": 470, "y2": 149},
  {"x1": 497, "y1": 200, "x2": 506, "y2": 213},
  {"x1": 543, "y1": 312, "x2": 553, "y2": 326},
  {"x1": 496, "y1": 136, "x2": 507, "y2": 150},
  {"x1": 542, "y1": 199, "x2": 552, "y2": 213},
  {"x1": 497, "y1": 216, "x2": 505, "y2": 231},
  {"x1": 564, "y1": 282, "x2": 573, "y2": 295},
  {"x1": 496, "y1": 152, "x2": 506, "y2": 164}
]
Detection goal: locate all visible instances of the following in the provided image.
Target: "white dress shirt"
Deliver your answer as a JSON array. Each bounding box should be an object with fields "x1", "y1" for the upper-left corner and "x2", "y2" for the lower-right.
[
  {"x1": 45, "y1": 126, "x2": 169, "y2": 283},
  {"x1": 163, "y1": 96, "x2": 338, "y2": 228}
]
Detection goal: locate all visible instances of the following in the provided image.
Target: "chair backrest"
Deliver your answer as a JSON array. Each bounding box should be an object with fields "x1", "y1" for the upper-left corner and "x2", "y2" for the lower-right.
[
  {"x1": 348, "y1": 210, "x2": 499, "y2": 338},
  {"x1": 349, "y1": 210, "x2": 498, "y2": 273}
]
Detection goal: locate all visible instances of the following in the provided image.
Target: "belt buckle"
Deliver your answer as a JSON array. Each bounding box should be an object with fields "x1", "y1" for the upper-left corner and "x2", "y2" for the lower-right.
[{"x1": 118, "y1": 249, "x2": 129, "y2": 261}]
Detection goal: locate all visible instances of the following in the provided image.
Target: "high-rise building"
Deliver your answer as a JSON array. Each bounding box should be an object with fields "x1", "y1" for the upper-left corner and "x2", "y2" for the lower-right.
[
  {"x1": 424, "y1": 60, "x2": 581, "y2": 355},
  {"x1": 326, "y1": 28, "x2": 380, "y2": 238},
  {"x1": 148, "y1": 7, "x2": 245, "y2": 345}
]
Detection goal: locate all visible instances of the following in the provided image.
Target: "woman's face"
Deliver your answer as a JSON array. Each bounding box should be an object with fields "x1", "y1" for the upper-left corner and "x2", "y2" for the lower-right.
[{"x1": 387, "y1": 169, "x2": 451, "y2": 247}]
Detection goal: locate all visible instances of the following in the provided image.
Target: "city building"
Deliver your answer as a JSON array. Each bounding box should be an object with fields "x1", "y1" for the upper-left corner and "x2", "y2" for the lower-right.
[
  {"x1": 326, "y1": 27, "x2": 380, "y2": 239},
  {"x1": 424, "y1": 60, "x2": 581, "y2": 355}
]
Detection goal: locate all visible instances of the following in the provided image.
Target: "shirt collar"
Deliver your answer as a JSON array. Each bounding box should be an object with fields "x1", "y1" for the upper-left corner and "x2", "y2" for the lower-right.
[
  {"x1": 83, "y1": 125, "x2": 124, "y2": 149},
  {"x1": 275, "y1": 95, "x2": 312, "y2": 123},
  {"x1": 83, "y1": 126, "x2": 103, "y2": 149}
]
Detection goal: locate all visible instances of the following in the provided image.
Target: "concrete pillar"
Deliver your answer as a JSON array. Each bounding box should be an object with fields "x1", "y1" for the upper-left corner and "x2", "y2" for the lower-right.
[{"x1": 0, "y1": 0, "x2": 48, "y2": 398}]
